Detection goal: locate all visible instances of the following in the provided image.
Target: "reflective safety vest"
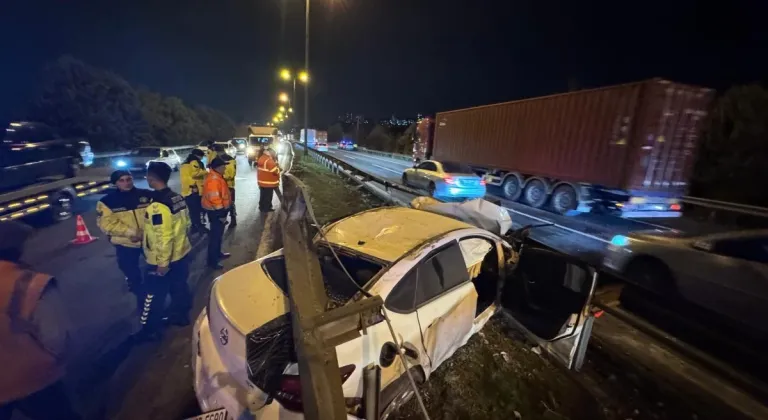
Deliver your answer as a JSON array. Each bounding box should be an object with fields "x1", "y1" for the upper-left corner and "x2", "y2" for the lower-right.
[
  {"x1": 257, "y1": 154, "x2": 280, "y2": 187},
  {"x1": 96, "y1": 188, "x2": 153, "y2": 248},
  {"x1": 201, "y1": 171, "x2": 232, "y2": 210},
  {"x1": 221, "y1": 154, "x2": 237, "y2": 189},
  {"x1": 143, "y1": 188, "x2": 192, "y2": 266},
  {"x1": 180, "y1": 158, "x2": 206, "y2": 197},
  {"x1": 0, "y1": 261, "x2": 64, "y2": 403}
]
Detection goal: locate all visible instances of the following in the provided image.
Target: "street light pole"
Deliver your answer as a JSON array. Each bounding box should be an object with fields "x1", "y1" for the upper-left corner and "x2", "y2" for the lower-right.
[{"x1": 303, "y1": 0, "x2": 310, "y2": 155}]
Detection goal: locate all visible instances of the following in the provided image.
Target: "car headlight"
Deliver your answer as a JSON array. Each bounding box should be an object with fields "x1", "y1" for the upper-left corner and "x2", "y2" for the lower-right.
[
  {"x1": 246, "y1": 146, "x2": 254, "y2": 154},
  {"x1": 116, "y1": 159, "x2": 127, "y2": 168},
  {"x1": 610, "y1": 235, "x2": 630, "y2": 247}
]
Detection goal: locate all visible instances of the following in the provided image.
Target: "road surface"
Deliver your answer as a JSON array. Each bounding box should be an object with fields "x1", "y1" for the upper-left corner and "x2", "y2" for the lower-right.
[{"x1": 12, "y1": 155, "x2": 280, "y2": 420}]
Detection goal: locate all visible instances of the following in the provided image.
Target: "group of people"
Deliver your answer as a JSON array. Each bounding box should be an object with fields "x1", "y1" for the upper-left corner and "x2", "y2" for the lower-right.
[{"x1": 0, "y1": 140, "x2": 285, "y2": 419}]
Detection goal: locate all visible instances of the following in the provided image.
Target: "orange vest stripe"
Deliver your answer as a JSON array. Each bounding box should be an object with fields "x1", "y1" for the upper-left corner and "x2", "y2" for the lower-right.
[
  {"x1": 257, "y1": 155, "x2": 280, "y2": 187},
  {"x1": 201, "y1": 172, "x2": 232, "y2": 210}
]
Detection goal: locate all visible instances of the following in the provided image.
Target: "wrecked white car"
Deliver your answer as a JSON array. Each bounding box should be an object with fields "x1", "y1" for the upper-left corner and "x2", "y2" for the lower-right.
[{"x1": 192, "y1": 206, "x2": 598, "y2": 419}]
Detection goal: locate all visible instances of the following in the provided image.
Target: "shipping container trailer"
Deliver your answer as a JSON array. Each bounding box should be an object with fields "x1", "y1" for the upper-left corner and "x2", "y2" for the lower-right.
[{"x1": 414, "y1": 79, "x2": 714, "y2": 217}]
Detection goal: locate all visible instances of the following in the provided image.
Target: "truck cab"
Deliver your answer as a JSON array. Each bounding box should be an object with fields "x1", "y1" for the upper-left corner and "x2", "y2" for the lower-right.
[{"x1": 0, "y1": 122, "x2": 80, "y2": 192}]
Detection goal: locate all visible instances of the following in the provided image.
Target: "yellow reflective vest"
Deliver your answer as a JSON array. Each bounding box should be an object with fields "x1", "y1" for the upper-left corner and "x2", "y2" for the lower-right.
[
  {"x1": 222, "y1": 154, "x2": 237, "y2": 189},
  {"x1": 143, "y1": 188, "x2": 192, "y2": 267},
  {"x1": 96, "y1": 188, "x2": 153, "y2": 248},
  {"x1": 180, "y1": 158, "x2": 206, "y2": 197}
]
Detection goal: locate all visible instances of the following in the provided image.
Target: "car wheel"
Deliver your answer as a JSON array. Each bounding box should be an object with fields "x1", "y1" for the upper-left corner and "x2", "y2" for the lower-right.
[
  {"x1": 401, "y1": 173, "x2": 409, "y2": 186},
  {"x1": 49, "y1": 190, "x2": 74, "y2": 222},
  {"x1": 380, "y1": 369, "x2": 425, "y2": 420},
  {"x1": 502, "y1": 175, "x2": 522, "y2": 201},
  {"x1": 523, "y1": 179, "x2": 548, "y2": 208},
  {"x1": 625, "y1": 258, "x2": 678, "y2": 296},
  {"x1": 428, "y1": 182, "x2": 436, "y2": 198},
  {"x1": 551, "y1": 184, "x2": 578, "y2": 214}
]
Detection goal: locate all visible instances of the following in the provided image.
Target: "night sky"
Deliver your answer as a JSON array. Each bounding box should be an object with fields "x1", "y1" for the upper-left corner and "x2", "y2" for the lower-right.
[{"x1": 1, "y1": 0, "x2": 766, "y2": 125}]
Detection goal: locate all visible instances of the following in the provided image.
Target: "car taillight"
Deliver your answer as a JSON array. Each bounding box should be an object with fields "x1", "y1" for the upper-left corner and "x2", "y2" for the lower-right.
[
  {"x1": 480, "y1": 179, "x2": 486, "y2": 186},
  {"x1": 444, "y1": 176, "x2": 456, "y2": 185},
  {"x1": 275, "y1": 364, "x2": 356, "y2": 412},
  {"x1": 670, "y1": 203, "x2": 681, "y2": 211}
]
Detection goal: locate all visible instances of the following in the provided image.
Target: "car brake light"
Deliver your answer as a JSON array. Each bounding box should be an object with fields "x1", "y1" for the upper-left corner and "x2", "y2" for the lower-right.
[
  {"x1": 275, "y1": 364, "x2": 356, "y2": 412},
  {"x1": 670, "y1": 203, "x2": 681, "y2": 211},
  {"x1": 480, "y1": 179, "x2": 486, "y2": 186},
  {"x1": 443, "y1": 176, "x2": 455, "y2": 185}
]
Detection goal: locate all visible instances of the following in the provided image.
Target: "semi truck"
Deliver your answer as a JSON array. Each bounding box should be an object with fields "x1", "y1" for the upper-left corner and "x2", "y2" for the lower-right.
[{"x1": 414, "y1": 79, "x2": 714, "y2": 217}]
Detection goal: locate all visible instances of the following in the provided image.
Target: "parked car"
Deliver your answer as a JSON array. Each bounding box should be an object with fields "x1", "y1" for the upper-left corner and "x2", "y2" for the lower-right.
[
  {"x1": 113, "y1": 147, "x2": 182, "y2": 174},
  {"x1": 233, "y1": 138, "x2": 247, "y2": 154},
  {"x1": 402, "y1": 160, "x2": 486, "y2": 200},
  {"x1": 339, "y1": 139, "x2": 357, "y2": 151},
  {"x1": 214, "y1": 140, "x2": 237, "y2": 157},
  {"x1": 78, "y1": 141, "x2": 94, "y2": 167},
  {"x1": 605, "y1": 229, "x2": 768, "y2": 335},
  {"x1": 0, "y1": 121, "x2": 81, "y2": 191},
  {"x1": 192, "y1": 206, "x2": 598, "y2": 419},
  {"x1": 314, "y1": 141, "x2": 329, "y2": 152}
]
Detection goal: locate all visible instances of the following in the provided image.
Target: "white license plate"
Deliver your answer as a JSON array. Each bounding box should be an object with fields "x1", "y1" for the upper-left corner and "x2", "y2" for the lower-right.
[{"x1": 185, "y1": 408, "x2": 228, "y2": 420}]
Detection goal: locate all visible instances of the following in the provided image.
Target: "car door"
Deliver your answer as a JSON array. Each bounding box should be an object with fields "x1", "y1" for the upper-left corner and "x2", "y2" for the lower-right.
[
  {"x1": 413, "y1": 161, "x2": 436, "y2": 188},
  {"x1": 500, "y1": 246, "x2": 599, "y2": 370},
  {"x1": 686, "y1": 234, "x2": 768, "y2": 332}
]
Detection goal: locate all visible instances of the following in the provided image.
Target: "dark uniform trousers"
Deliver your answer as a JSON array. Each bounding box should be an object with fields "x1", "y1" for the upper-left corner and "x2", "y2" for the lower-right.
[
  {"x1": 139, "y1": 255, "x2": 191, "y2": 333},
  {"x1": 259, "y1": 187, "x2": 276, "y2": 211},
  {"x1": 185, "y1": 192, "x2": 205, "y2": 229},
  {"x1": 228, "y1": 188, "x2": 237, "y2": 221},
  {"x1": 115, "y1": 245, "x2": 142, "y2": 300},
  {"x1": 207, "y1": 209, "x2": 228, "y2": 265}
]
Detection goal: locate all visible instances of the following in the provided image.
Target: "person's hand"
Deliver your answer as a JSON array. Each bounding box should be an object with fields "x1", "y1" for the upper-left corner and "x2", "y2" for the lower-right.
[
  {"x1": 129, "y1": 232, "x2": 142, "y2": 242},
  {"x1": 155, "y1": 265, "x2": 169, "y2": 276}
]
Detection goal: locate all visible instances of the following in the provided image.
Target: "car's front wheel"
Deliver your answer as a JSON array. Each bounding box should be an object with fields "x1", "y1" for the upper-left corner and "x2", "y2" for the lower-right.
[{"x1": 428, "y1": 182, "x2": 436, "y2": 197}]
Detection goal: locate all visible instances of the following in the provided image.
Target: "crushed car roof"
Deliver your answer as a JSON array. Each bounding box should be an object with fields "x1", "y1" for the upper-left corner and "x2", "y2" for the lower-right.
[{"x1": 320, "y1": 207, "x2": 473, "y2": 262}]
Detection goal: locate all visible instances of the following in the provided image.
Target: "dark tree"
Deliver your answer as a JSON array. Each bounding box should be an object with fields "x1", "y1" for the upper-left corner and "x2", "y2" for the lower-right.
[{"x1": 327, "y1": 123, "x2": 344, "y2": 144}]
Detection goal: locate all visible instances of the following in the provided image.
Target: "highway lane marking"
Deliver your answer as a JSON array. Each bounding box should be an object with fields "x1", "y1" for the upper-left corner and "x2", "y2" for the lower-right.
[
  {"x1": 372, "y1": 164, "x2": 402, "y2": 175},
  {"x1": 502, "y1": 206, "x2": 611, "y2": 245}
]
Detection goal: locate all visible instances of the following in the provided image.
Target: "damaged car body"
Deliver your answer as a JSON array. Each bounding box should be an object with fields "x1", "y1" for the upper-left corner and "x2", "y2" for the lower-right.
[{"x1": 192, "y1": 206, "x2": 600, "y2": 419}]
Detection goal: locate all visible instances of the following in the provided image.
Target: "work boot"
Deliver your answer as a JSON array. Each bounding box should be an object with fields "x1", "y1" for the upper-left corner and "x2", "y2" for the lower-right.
[{"x1": 220, "y1": 252, "x2": 231, "y2": 260}]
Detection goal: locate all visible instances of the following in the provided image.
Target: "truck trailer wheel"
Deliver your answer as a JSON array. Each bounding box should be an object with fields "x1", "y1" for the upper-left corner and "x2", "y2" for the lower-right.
[
  {"x1": 501, "y1": 176, "x2": 522, "y2": 201},
  {"x1": 48, "y1": 190, "x2": 75, "y2": 222},
  {"x1": 551, "y1": 184, "x2": 578, "y2": 214},
  {"x1": 523, "y1": 179, "x2": 548, "y2": 208}
]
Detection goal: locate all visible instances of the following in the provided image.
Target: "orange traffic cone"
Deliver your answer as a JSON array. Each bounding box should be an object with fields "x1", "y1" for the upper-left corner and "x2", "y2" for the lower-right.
[{"x1": 71, "y1": 215, "x2": 98, "y2": 245}]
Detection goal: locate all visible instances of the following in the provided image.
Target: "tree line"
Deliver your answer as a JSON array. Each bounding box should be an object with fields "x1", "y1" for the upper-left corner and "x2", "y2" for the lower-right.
[{"x1": 24, "y1": 56, "x2": 235, "y2": 151}]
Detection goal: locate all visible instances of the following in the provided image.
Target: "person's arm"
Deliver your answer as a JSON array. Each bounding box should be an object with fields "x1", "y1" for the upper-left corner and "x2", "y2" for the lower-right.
[
  {"x1": 96, "y1": 200, "x2": 138, "y2": 238},
  {"x1": 29, "y1": 279, "x2": 71, "y2": 361},
  {"x1": 191, "y1": 161, "x2": 206, "y2": 179},
  {"x1": 147, "y1": 203, "x2": 174, "y2": 269}
]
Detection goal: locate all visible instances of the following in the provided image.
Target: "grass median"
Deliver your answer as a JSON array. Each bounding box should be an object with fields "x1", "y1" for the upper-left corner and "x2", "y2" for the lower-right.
[{"x1": 292, "y1": 154, "x2": 704, "y2": 420}]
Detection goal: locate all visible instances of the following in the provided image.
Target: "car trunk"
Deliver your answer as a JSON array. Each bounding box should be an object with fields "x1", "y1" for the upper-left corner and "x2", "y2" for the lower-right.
[{"x1": 449, "y1": 174, "x2": 482, "y2": 188}]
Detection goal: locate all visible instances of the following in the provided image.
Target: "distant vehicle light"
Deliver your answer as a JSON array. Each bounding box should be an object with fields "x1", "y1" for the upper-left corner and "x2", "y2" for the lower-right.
[
  {"x1": 116, "y1": 160, "x2": 127, "y2": 168},
  {"x1": 480, "y1": 179, "x2": 486, "y2": 186},
  {"x1": 238, "y1": 143, "x2": 245, "y2": 149},
  {"x1": 246, "y1": 146, "x2": 254, "y2": 154},
  {"x1": 610, "y1": 235, "x2": 630, "y2": 247}
]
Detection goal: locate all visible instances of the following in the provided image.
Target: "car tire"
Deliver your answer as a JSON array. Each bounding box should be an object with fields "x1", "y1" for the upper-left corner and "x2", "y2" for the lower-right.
[
  {"x1": 380, "y1": 368, "x2": 425, "y2": 420},
  {"x1": 402, "y1": 173, "x2": 409, "y2": 186},
  {"x1": 502, "y1": 176, "x2": 522, "y2": 201},
  {"x1": 48, "y1": 190, "x2": 75, "y2": 222},
  {"x1": 428, "y1": 182, "x2": 436, "y2": 198},
  {"x1": 625, "y1": 258, "x2": 678, "y2": 296},
  {"x1": 551, "y1": 184, "x2": 578, "y2": 214}
]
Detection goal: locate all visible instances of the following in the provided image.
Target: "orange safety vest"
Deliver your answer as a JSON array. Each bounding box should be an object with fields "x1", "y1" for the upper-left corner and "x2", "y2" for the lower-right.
[
  {"x1": 0, "y1": 261, "x2": 64, "y2": 403},
  {"x1": 201, "y1": 170, "x2": 232, "y2": 210},
  {"x1": 257, "y1": 154, "x2": 280, "y2": 188}
]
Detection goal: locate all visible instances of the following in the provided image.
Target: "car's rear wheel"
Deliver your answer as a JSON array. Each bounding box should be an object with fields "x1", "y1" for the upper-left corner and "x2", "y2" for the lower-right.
[
  {"x1": 625, "y1": 258, "x2": 678, "y2": 296},
  {"x1": 428, "y1": 182, "x2": 436, "y2": 198},
  {"x1": 380, "y1": 368, "x2": 425, "y2": 420}
]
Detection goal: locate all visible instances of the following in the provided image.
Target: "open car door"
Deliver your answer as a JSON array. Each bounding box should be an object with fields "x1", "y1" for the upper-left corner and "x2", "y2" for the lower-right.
[{"x1": 500, "y1": 247, "x2": 599, "y2": 371}]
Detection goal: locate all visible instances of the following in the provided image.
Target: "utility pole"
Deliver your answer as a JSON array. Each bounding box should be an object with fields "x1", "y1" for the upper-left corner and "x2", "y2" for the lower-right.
[{"x1": 303, "y1": 0, "x2": 310, "y2": 155}]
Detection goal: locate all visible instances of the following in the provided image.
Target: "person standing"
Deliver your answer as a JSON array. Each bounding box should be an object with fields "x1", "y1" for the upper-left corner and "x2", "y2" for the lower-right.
[
  {"x1": 180, "y1": 149, "x2": 208, "y2": 234},
  {"x1": 0, "y1": 222, "x2": 80, "y2": 420},
  {"x1": 96, "y1": 170, "x2": 153, "y2": 309},
  {"x1": 205, "y1": 140, "x2": 217, "y2": 167},
  {"x1": 201, "y1": 157, "x2": 232, "y2": 269},
  {"x1": 216, "y1": 145, "x2": 238, "y2": 226},
  {"x1": 139, "y1": 162, "x2": 193, "y2": 340},
  {"x1": 257, "y1": 147, "x2": 281, "y2": 212}
]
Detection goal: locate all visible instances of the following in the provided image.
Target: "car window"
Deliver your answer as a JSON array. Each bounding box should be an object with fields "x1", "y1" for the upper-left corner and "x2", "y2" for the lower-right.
[
  {"x1": 161, "y1": 150, "x2": 169, "y2": 158},
  {"x1": 441, "y1": 161, "x2": 473, "y2": 174},
  {"x1": 386, "y1": 242, "x2": 469, "y2": 313},
  {"x1": 712, "y1": 237, "x2": 768, "y2": 263},
  {"x1": 417, "y1": 161, "x2": 437, "y2": 171}
]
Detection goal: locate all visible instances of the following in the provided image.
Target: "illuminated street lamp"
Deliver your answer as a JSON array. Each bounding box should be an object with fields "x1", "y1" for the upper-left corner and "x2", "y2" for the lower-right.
[
  {"x1": 279, "y1": 68, "x2": 292, "y2": 82},
  {"x1": 298, "y1": 71, "x2": 309, "y2": 84},
  {"x1": 272, "y1": 116, "x2": 279, "y2": 123},
  {"x1": 288, "y1": 107, "x2": 294, "y2": 113},
  {"x1": 278, "y1": 92, "x2": 290, "y2": 103},
  {"x1": 279, "y1": 105, "x2": 286, "y2": 112}
]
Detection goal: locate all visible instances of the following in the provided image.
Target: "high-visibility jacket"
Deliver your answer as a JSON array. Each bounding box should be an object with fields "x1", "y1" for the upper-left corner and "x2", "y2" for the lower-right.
[
  {"x1": 96, "y1": 188, "x2": 153, "y2": 248},
  {"x1": 0, "y1": 261, "x2": 64, "y2": 403},
  {"x1": 180, "y1": 158, "x2": 206, "y2": 197},
  {"x1": 205, "y1": 149, "x2": 217, "y2": 167},
  {"x1": 143, "y1": 188, "x2": 192, "y2": 267},
  {"x1": 221, "y1": 154, "x2": 237, "y2": 189},
  {"x1": 201, "y1": 171, "x2": 232, "y2": 210},
  {"x1": 257, "y1": 154, "x2": 280, "y2": 187}
]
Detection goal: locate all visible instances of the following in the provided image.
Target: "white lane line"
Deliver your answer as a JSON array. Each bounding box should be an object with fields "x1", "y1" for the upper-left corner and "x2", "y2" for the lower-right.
[
  {"x1": 503, "y1": 206, "x2": 611, "y2": 245},
  {"x1": 372, "y1": 164, "x2": 402, "y2": 175}
]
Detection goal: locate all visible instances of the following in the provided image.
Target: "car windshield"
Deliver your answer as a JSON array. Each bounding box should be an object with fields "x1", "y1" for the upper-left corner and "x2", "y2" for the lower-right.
[
  {"x1": 131, "y1": 148, "x2": 161, "y2": 157},
  {"x1": 441, "y1": 161, "x2": 474, "y2": 174},
  {"x1": 250, "y1": 137, "x2": 271, "y2": 145},
  {"x1": 262, "y1": 245, "x2": 383, "y2": 306}
]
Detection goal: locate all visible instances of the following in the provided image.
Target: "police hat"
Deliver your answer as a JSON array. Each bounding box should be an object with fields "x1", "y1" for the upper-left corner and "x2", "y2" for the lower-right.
[
  {"x1": 209, "y1": 157, "x2": 227, "y2": 169},
  {"x1": 110, "y1": 170, "x2": 131, "y2": 184},
  {"x1": 147, "y1": 161, "x2": 172, "y2": 183},
  {"x1": 190, "y1": 148, "x2": 205, "y2": 158}
]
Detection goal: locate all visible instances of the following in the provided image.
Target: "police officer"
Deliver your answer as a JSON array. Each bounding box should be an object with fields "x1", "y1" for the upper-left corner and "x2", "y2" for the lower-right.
[
  {"x1": 205, "y1": 140, "x2": 217, "y2": 167},
  {"x1": 180, "y1": 149, "x2": 208, "y2": 233},
  {"x1": 0, "y1": 222, "x2": 80, "y2": 420},
  {"x1": 214, "y1": 144, "x2": 238, "y2": 226},
  {"x1": 96, "y1": 170, "x2": 152, "y2": 308},
  {"x1": 139, "y1": 162, "x2": 193, "y2": 340},
  {"x1": 202, "y1": 157, "x2": 232, "y2": 269}
]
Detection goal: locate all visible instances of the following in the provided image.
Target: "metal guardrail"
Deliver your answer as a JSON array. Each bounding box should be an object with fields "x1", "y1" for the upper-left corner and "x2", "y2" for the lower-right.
[{"x1": 93, "y1": 145, "x2": 197, "y2": 159}]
